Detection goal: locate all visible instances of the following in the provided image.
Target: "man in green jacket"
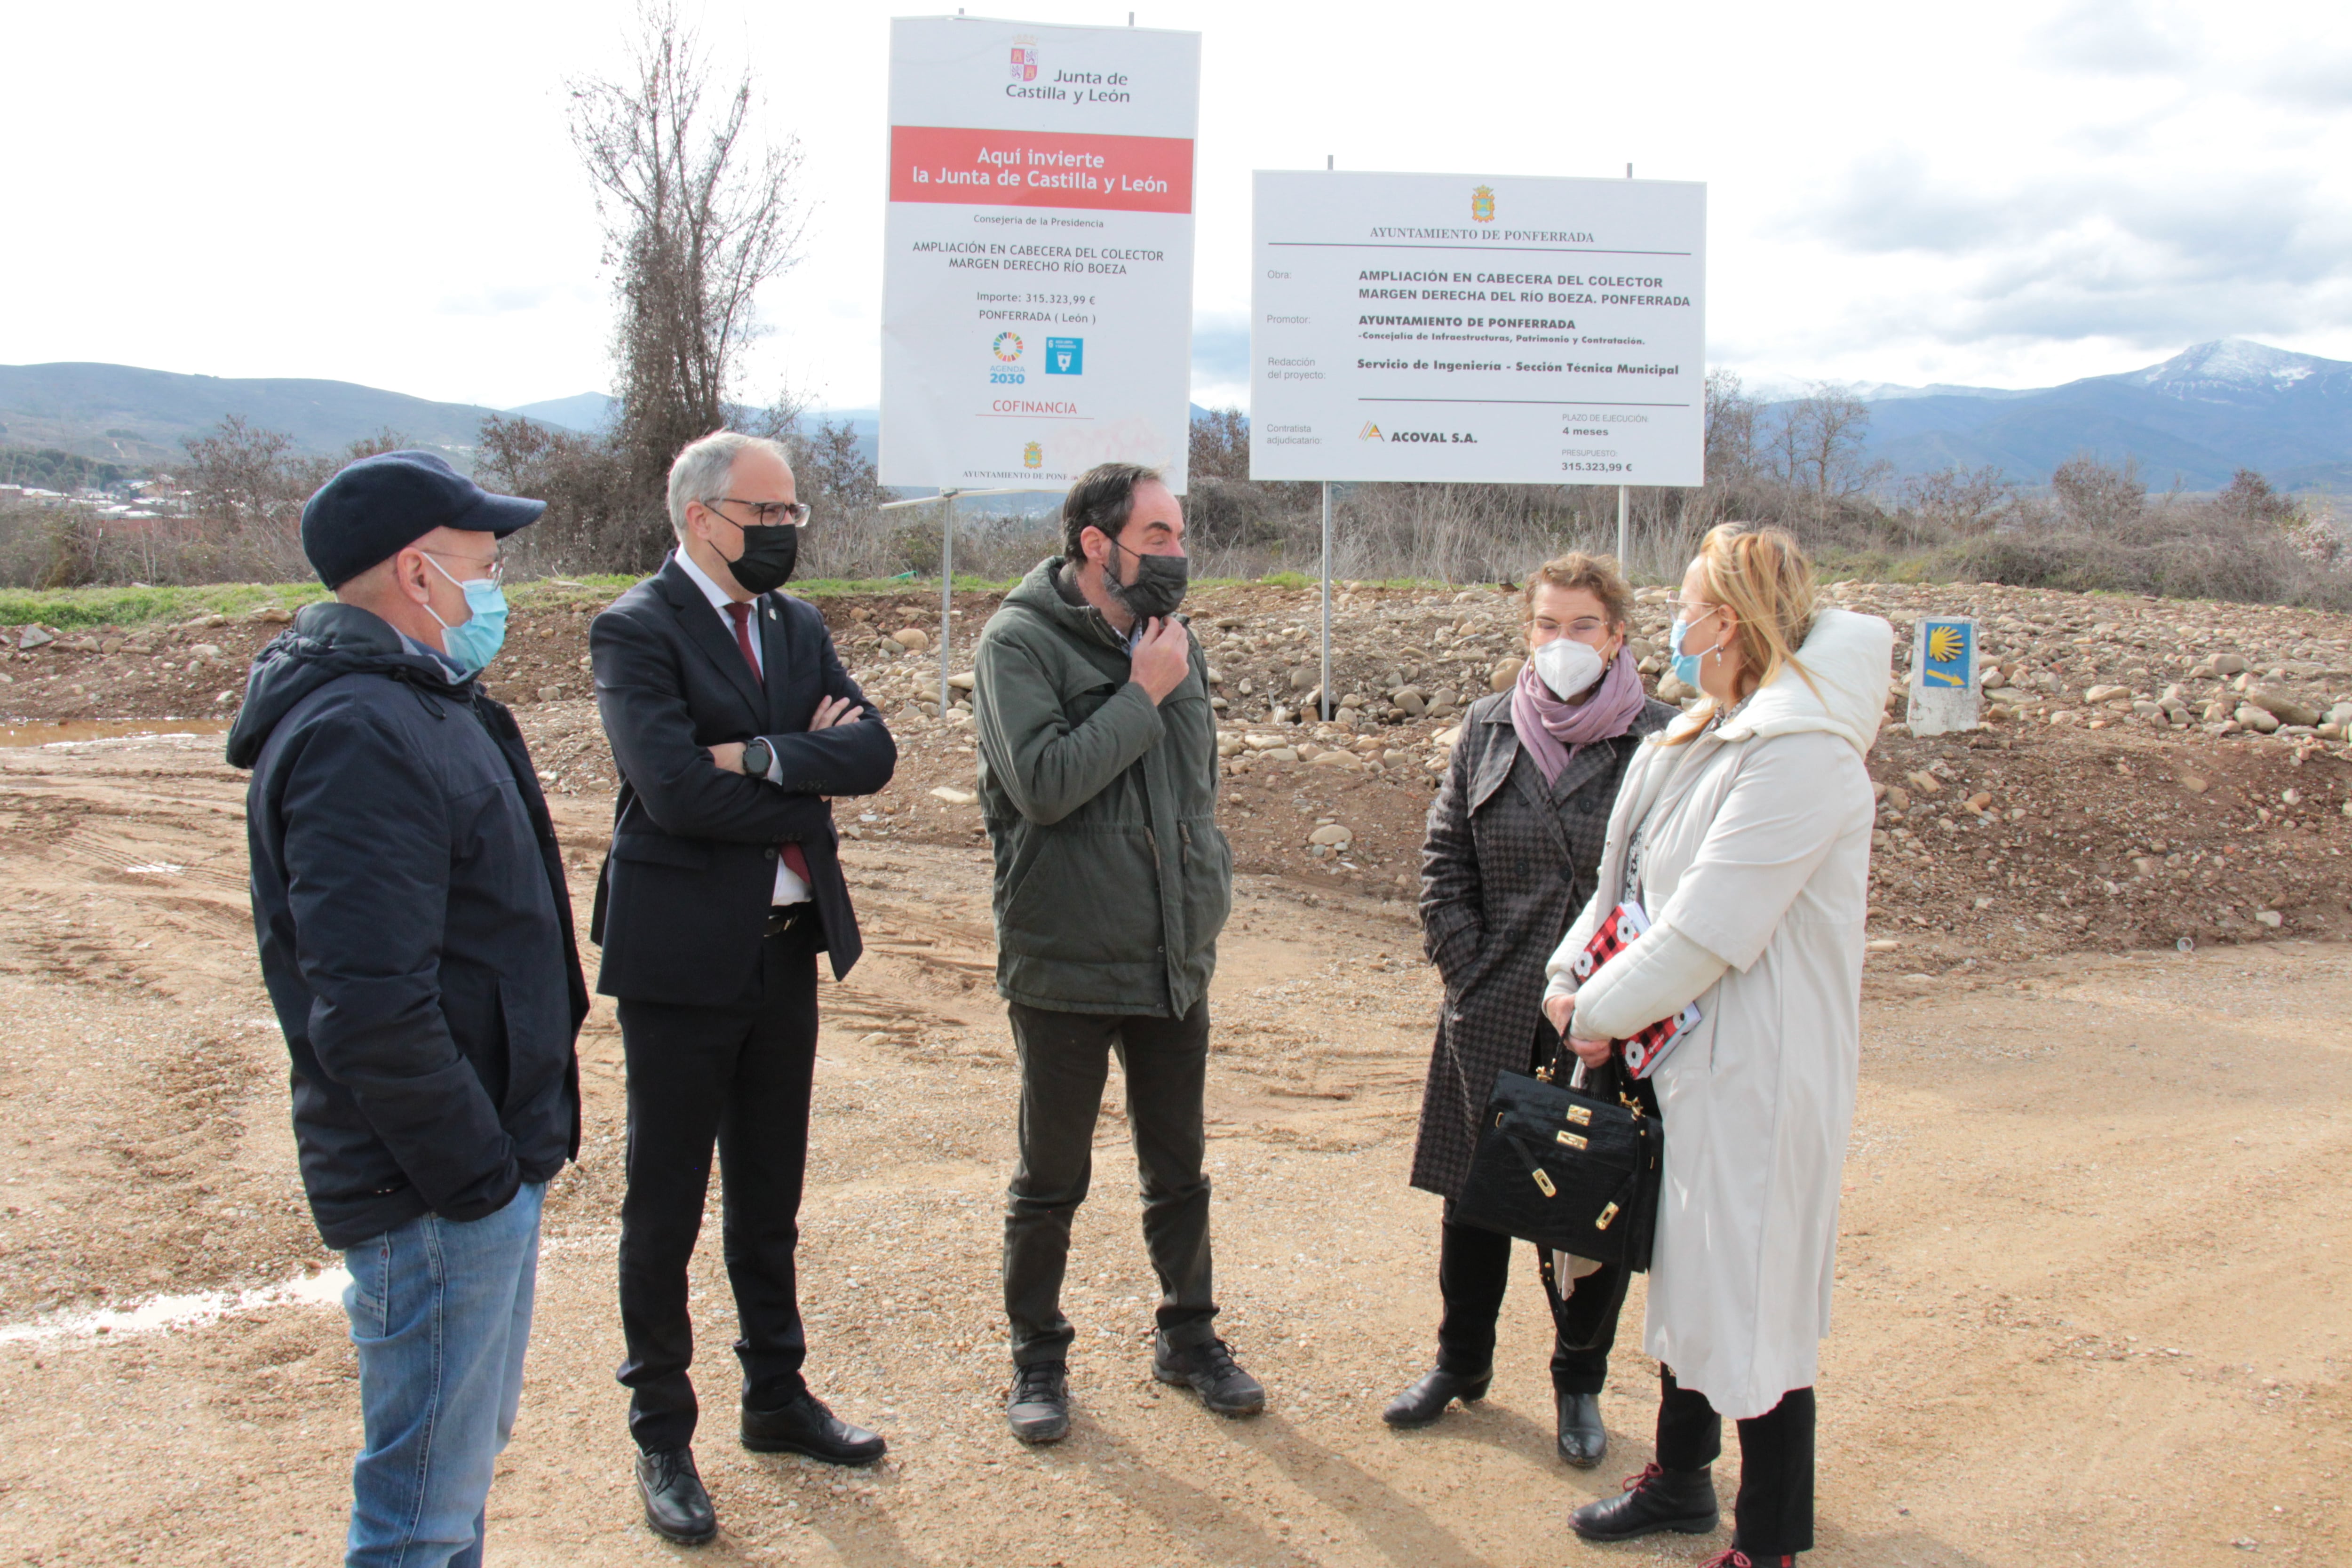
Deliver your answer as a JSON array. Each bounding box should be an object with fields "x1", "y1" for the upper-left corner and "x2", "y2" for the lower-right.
[{"x1": 971, "y1": 461, "x2": 1262, "y2": 1444}]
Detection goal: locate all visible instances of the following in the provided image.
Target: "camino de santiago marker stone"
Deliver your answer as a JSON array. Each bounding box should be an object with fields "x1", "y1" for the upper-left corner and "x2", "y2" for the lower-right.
[{"x1": 1907, "y1": 616, "x2": 1980, "y2": 736}]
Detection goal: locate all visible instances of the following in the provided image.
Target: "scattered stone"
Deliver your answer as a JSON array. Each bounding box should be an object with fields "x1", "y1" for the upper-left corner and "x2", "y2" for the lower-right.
[
  {"x1": 1490, "y1": 657, "x2": 1524, "y2": 692},
  {"x1": 890, "y1": 627, "x2": 931, "y2": 653},
  {"x1": 2234, "y1": 704, "x2": 2282, "y2": 734},
  {"x1": 100, "y1": 637, "x2": 123, "y2": 654},
  {"x1": 1260, "y1": 747, "x2": 1300, "y2": 763},
  {"x1": 1308, "y1": 823, "x2": 1353, "y2": 847},
  {"x1": 1391, "y1": 686, "x2": 1427, "y2": 717},
  {"x1": 18, "y1": 626, "x2": 55, "y2": 649},
  {"x1": 1289, "y1": 665, "x2": 1319, "y2": 691},
  {"x1": 537, "y1": 684, "x2": 564, "y2": 702},
  {"x1": 247, "y1": 606, "x2": 294, "y2": 624},
  {"x1": 1905, "y1": 771, "x2": 1945, "y2": 795},
  {"x1": 2255, "y1": 910, "x2": 2284, "y2": 929},
  {"x1": 1310, "y1": 750, "x2": 1363, "y2": 770},
  {"x1": 2245, "y1": 686, "x2": 2321, "y2": 727},
  {"x1": 213, "y1": 689, "x2": 238, "y2": 706},
  {"x1": 2083, "y1": 684, "x2": 2130, "y2": 704},
  {"x1": 190, "y1": 643, "x2": 223, "y2": 659},
  {"x1": 928, "y1": 786, "x2": 976, "y2": 805},
  {"x1": 1883, "y1": 785, "x2": 1910, "y2": 811}
]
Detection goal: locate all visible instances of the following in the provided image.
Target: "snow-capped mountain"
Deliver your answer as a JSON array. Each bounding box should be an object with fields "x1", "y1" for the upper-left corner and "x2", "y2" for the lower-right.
[{"x1": 1764, "y1": 341, "x2": 2352, "y2": 490}]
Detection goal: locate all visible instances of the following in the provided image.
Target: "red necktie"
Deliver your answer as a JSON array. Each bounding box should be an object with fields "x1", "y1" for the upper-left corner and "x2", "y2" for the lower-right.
[{"x1": 727, "y1": 602, "x2": 812, "y2": 887}]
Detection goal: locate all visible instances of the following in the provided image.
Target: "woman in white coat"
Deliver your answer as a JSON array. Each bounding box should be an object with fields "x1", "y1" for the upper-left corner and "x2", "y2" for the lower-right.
[{"x1": 1539, "y1": 524, "x2": 1891, "y2": 1568}]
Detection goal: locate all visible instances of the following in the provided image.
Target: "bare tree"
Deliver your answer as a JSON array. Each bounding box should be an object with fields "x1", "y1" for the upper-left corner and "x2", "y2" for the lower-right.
[
  {"x1": 1771, "y1": 385, "x2": 1877, "y2": 500},
  {"x1": 1897, "y1": 464, "x2": 2018, "y2": 535},
  {"x1": 1703, "y1": 368, "x2": 1759, "y2": 481},
  {"x1": 2050, "y1": 454, "x2": 2147, "y2": 531},
  {"x1": 569, "y1": 0, "x2": 811, "y2": 569}
]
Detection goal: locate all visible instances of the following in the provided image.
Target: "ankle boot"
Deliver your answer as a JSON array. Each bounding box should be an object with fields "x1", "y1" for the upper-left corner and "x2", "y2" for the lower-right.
[
  {"x1": 1381, "y1": 1365, "x2": 1493, "y2": 1427},
  {"x1": 1569, "y1": 1461, "x2": 1720, "y2": 1541}
]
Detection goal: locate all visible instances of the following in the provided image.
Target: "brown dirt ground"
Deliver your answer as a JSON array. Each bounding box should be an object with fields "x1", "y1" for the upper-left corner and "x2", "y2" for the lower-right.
[{"x1": 0, "y1": 724, "x2": 2344, "y2": 1567}]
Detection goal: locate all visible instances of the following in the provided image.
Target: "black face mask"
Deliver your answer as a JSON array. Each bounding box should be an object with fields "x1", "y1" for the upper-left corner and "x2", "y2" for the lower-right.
[
  {"x1": 1106, "y1": 538, "x2": 1189, "y2": 621},
  {"x1": 721, "y1": 521, "x2": 799, "y2": 595}
]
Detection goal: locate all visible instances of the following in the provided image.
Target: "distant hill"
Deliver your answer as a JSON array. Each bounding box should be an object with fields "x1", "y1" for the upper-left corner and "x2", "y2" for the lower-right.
[
  {"x1": 501, "y1": 392, "x2": 615, "y2": 433},
  {"x1": 0, "y1": 363, "x2": 505, "y2": 467},
  {"x1": 1770, "y1": 340, "x2": 2352, "y2": 492}
]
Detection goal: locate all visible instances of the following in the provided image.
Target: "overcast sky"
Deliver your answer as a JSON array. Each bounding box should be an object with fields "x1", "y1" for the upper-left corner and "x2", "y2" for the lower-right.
[{"x1": 5, "y1": 0, "x2": 2347, "y2": 412}]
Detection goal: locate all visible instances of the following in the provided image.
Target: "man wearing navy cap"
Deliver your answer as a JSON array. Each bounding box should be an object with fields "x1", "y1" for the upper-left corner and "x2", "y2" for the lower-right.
[{"x1": 229, "y1": 450, "x2": 588, "y2": 1568}]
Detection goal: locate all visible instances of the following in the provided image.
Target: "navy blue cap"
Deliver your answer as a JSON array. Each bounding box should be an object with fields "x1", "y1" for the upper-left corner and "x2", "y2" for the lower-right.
[{"x1": 300, "y1": 449, "x2": 546, "y2": 588}]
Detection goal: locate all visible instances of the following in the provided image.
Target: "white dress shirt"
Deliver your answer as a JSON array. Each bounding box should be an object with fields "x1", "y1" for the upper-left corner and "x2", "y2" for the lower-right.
[{"x1": 675, "y1": 548, "x2": 811, "y2": 906}]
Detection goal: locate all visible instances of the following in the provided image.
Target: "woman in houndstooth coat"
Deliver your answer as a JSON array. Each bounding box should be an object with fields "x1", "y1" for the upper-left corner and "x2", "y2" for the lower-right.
[{"x1": 1390, "y1": 554, "x2": 1675, "y2": 1467}]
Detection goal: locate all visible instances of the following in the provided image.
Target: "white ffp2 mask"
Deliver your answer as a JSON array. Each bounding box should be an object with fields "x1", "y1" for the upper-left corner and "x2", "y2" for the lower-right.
[{"x1": 1531, "y1": 637, "x2": 1604, "y2": 700}]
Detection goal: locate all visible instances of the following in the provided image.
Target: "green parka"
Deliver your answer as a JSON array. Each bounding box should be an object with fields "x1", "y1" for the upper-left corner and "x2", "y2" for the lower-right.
[{"x1": 971, "y1": 557, "x2": 1232, "y2": 1017}]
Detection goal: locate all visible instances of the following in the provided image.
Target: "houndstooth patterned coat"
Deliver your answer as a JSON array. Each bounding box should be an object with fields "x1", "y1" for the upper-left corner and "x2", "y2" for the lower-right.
[{"x1": 1410, "y1": 690, "x2": 1677, "y2": 1201}]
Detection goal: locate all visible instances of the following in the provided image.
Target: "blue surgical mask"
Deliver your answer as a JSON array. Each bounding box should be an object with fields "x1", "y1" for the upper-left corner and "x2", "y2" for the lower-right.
[
  {"x1": 422, "y1": 553, "x2": 509, "y2": 675},
  {"x1": 1669, "y1": 615, "x2": 1708, "y2": 689}
]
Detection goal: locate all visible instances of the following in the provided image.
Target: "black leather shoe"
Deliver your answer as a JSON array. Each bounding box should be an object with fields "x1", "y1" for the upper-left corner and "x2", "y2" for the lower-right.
[
  {"x1": 1007, "y1": 1361, "x2": 1070, "y2": 1443},
  {"x1": 1556, "y1": 1389, "x2": 1607, "y2": 1467},
  {"x1": 1571, "y1": 1461, "x2": 1720, "y2": 1541},
  {"x1": 1382, "y1": 1366, "x2": 1493, "y2": 1427},
  {"x1": 741, "y1": 1391, "x2": 887, "y2": 1465},
  {"x1": 635, "y1": 1446, "x2": 717, "y2": 1545},
  {"x1": 1152, "y1": 1334, "x2": 1266, "y2": 1417}
]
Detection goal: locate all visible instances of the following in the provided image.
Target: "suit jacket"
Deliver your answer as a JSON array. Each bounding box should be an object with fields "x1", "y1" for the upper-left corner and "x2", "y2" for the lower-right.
[{"x1": 588, "y1": 555, "x2": 897, "y2": 1002}]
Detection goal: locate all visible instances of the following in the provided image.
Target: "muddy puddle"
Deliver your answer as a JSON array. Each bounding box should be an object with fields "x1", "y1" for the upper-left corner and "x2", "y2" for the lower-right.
[{"x1": 0, "y1": 719, "x2": 231, "y2": 748}]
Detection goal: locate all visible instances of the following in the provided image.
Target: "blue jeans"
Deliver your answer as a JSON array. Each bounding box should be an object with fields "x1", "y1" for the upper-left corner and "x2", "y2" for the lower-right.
[{"x1": 341, "y1": 1183, "x2": 544, "y2": 1568}]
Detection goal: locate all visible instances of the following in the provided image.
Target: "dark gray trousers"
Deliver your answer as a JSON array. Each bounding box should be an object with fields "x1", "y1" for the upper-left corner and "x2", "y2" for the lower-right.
[{"x1": 1001, "y1": 999, "x2": 1218, "y2": 1366}]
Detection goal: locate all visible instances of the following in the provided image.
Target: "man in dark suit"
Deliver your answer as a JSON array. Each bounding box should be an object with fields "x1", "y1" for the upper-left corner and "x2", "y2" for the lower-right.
[{"x1": 589, "y1": 430, "x2": 897, "y2": 1545}]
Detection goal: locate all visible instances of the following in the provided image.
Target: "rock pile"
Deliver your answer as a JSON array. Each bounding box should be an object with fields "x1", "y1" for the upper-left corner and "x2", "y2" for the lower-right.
[{"x1": 8, "y1": 573, "x2": 2350, "y2": 966}]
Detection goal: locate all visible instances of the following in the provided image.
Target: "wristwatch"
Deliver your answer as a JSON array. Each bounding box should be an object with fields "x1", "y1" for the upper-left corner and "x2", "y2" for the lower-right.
[{"x1": 739, "y1": 737, "x2": 773, "y2": 778}]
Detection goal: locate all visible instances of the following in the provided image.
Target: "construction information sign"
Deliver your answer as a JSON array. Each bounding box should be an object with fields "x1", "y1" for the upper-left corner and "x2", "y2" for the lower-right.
[
  {"x1": 1248, "y1": 171, "x2": 1706, "y2": 486},
  {"x1": 880, "y1": 16, "x2": 1200, "y2": 491}
]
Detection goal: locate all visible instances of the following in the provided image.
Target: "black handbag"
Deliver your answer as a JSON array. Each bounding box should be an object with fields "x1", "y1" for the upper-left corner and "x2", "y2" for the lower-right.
[{"x1": 1454, "y1": 1023, "x2": 1663, "y2": 1271}]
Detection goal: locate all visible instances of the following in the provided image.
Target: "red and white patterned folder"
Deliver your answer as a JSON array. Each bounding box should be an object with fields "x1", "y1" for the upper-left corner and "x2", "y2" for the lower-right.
[{"x1": 1567, "y1": 900, "x2": 1701, "y2": 1080}]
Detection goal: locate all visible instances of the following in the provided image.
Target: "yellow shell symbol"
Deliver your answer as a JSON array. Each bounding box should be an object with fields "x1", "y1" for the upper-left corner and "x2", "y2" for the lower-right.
[{"x1": 1928, "y1": 626, "x2": 1964, "y2": 665}]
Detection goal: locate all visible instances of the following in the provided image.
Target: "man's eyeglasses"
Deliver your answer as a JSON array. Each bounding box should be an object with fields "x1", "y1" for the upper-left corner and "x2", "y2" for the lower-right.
[
  {"x1": 706, "y1": 496, "x2": 812, "y2": 528},
  {"x1": 421, "y1": 549, "x2": 504, "y2": 586}
]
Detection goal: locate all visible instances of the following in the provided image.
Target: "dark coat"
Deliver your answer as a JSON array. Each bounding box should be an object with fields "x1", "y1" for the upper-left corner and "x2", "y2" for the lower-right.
[
  {"x1": 229, "y1": 602, "x2": 588, "y2": 1250},
  {"x1": 971, "y1": 558, "x2": 1230, "y2": 1017},
  {"x1": 588, "y1": 555, "x2": 896, "y2": 1002},
  {"x1": 1411, "y1": 689, "x2": 1677, "y2": 1201}
]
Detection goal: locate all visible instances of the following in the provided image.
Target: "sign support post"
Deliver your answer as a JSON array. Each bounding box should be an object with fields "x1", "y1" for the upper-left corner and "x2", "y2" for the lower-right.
[
  {"x1": 1319, "y1": 483, "x2": 1334, "y2": 720},
  {"x1": 938, "y1": 491, "x2": 955, "y2": 711},
  {"x1": 879, "y1": 486, "x2": 1050, "y2": 714},
  {"x1": 1617, "y1": 486, "x2": 1630, "y2": 573}
]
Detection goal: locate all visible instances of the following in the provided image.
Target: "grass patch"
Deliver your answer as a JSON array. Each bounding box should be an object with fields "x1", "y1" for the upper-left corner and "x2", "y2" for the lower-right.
[
  {"x1": 0, "y1": 567, "x2": 1516, "y2": 629},
  {"x1": 0, "y1": 581, "x2": 332, "y2": 629}
]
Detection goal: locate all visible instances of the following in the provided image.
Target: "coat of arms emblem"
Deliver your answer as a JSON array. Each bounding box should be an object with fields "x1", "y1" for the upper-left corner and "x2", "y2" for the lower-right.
[
  {"x1": 1022, "y1": 441, "x2": 1043, "y2": 470},
  {"x1": 1010, "y1": 39, "x2": 1038, "y2": 82},
  {"x1": 1471, "y1": 185, "x2": 1496, "y2": 223}
]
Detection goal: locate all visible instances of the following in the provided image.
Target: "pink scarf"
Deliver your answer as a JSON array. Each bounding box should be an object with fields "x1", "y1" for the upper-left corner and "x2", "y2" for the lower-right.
[{"x1": 1510, "y1": 647, "x2": 1646, "y2": 786}]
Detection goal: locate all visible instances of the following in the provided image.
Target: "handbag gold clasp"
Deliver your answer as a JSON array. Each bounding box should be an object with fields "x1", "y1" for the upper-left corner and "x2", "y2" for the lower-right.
[
  {"x1": 1532, "y1": 1168, "x2": 1557, "y2": 1197},
  {"x1": 1556, "y1": 1130, "x2": 1588, "y2": 1150},
  {"x1": 1595, "y1": 1202, "x2": 1621, "y2": 1230},
  {"x1": 1565, "y1": 1105, "x2": 1592, "y2": 1126}
]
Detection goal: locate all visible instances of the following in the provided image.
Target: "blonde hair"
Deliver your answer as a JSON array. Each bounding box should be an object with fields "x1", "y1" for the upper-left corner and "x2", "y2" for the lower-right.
[
  {"x1": 1520, "y1": 551, "x2": 1632, "y2": 631},
  {"x1": 1663, "y1": 523, "x2": 1819, "y2": 744}
]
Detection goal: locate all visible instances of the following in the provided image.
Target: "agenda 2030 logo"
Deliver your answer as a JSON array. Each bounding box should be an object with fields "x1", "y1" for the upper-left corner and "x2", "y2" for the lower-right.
[{"x1": 991, "y1": 332, "x2": 1025, "y2": 386}]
